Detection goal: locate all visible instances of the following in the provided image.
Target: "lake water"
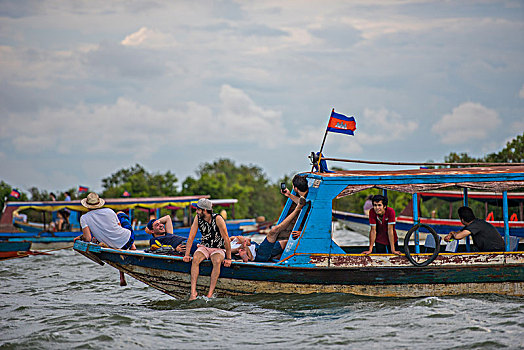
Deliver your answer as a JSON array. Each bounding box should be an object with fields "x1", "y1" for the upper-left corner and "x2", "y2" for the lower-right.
[{"x1": 1, "y1": 228, "x2": 523, "y2": 349}]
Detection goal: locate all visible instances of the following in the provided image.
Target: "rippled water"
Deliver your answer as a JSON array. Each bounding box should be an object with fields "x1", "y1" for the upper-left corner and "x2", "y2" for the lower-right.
[{"x1": 1, "y1": 229, "x2": 523, "y2": 349}]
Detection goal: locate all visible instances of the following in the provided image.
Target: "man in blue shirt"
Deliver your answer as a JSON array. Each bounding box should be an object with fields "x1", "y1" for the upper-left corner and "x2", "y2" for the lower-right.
[{"x1": 146, "y1": 215, "x2": 198, "y2": 255}]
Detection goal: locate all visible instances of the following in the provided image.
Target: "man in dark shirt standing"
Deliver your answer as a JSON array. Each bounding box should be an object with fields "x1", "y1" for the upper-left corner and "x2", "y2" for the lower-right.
[{"x1": 444, "y1": 206, "x2": 505, "y2": 251}]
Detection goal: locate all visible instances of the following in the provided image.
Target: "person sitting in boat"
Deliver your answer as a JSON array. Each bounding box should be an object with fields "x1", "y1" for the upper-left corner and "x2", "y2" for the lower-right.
[
  {"x1": 276, "y1": 175, "x2": 310, "y2": 239},
  {"x1": 145, "y1": 215, "x2": 198, "y2": 255},
  {"x1": 363, "y1": 195, "x2": 373, "y2": 216},
  {"x1": 362, "y1": 194, "x2": 401, "y2": 255},
  {"x1": 229, "y1": 236, "x2": 258, "y2": 262},
  {"x1": 49, "y1": 192, "x2": 61, "y2": 231},
  {"x1": 254, "y1": 195, "x2": 307, "y2": 262},
  {"x1": 183, "y1": 198, "x2": 232, "y2": 300},
  {"x1": 73, "y1": 192, "x2": 136, "y2": 286},
  {"x1": 254, "y1": 174, "x2": 309, "y2": 262},
  {"x1": 443, "y1": 206, "x2": 505, "y2": 252}
]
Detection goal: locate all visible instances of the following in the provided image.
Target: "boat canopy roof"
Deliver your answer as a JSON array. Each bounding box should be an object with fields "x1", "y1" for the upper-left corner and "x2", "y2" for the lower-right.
[
  {"x1": 5, "y1": 195, "x2": 238, "y2": 213},
  {"x1": 305, "y1": 166, "x2": 524, "y2": 198}
]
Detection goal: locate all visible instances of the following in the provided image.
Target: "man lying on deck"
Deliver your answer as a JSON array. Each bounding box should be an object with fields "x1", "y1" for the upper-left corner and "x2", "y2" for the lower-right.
[
  {"x1": 74, "y1": 192, "x2": 136, "y2": 286},
  {"x1": 229, "y1": 236, "x2": 258, "y2": 262},
  {"x1": 145, "y1": 215, "x2": 198, "y2": 255},
  {"x1": 254, "y1": 196, "x2": 306, "y2": 262},
  {"x1": 444, "y1": 206, "x2": 505, "y2": 252}
]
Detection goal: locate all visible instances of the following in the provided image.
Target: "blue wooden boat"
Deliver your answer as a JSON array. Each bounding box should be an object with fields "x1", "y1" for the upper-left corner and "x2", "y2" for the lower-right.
[
  {"x1": 74, "y1": 165, "x2": 524, "y2": 298},
  {"x1": 1, "y1": 196, "x2": 257, "y2": 248},
  {"x1": 0, "y1": 240, "x2": 32, "y2": 259}
]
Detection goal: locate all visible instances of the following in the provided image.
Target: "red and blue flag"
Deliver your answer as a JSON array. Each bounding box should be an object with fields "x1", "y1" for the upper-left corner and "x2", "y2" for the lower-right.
[
  {"x1": 78, "y1": 186, "x2": 89, "y2": 193},
  {"x1": 326, "y1": 109, "x2": 356, "y2": 135},
  {"x1": 9, "y1": 189, "x2": 20, "y2": 199},
  {"x1": 122, "y1": 191, "x2": 131, "y2": 197}
]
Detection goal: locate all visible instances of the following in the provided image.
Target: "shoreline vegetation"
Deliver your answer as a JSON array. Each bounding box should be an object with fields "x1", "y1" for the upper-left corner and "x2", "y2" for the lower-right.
[{"x1": 2, "y1": 133, "x2": 523, "y2": 224}]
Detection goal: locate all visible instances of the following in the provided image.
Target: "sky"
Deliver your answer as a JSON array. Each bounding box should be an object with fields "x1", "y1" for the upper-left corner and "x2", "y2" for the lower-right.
[{"x1": 1, "y1": 0, "x2": 523, "y2": 194}]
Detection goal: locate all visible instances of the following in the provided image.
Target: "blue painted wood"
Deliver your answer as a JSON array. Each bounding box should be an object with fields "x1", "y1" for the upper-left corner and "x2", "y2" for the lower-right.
[
  {"x1": 281, "y1": 179, "x2": 345, "y2": 264},
  {"x1": 504, "y1": 191, "x2": 510, "y2": 252},
  {"x1": 413, "y1": 193, "x2": 420, "y2": 253},
  {"x1": 0, "y1": 241, "x2": 31, "y2": 252},
  {"x1": 277, "y1": 190, "x2": 296, "y2": 225}
]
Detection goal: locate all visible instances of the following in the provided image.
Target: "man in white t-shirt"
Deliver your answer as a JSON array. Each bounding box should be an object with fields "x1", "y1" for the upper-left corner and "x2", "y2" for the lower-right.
[{"x1": 74, "y1": 192, "x2": 135, "y2": 285}]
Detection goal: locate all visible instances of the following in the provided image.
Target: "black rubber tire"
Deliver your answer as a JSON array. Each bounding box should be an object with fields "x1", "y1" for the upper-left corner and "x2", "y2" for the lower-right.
[{"x1": 403, "y1": 224, "x2": 440, "y2": 267}]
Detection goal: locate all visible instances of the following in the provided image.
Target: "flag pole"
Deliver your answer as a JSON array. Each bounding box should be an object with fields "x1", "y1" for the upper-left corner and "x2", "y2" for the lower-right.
[{"x1": 311, "y1": 108, "x2": 334, "y2": 172}]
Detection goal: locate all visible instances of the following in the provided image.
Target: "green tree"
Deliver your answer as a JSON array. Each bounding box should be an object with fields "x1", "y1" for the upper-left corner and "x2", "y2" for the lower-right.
[
  {"x1": 181, "y1": 159, "x2": 282, "y2": 219},
  {"x1": 0, "y1": 181, "x2": 29, "y2": 222},
  {"x1": 484, "y1": 133, "x2": 524, "y2": 163},
  {"x1": 101, "y1": 164, "x2": 178, "y2": 198},
  {"x1": 443, "y1": 132, "x2": 524, "y2": 165}
]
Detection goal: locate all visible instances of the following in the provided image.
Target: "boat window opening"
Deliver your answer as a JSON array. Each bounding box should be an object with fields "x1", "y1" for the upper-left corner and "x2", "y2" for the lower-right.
[{"x1": 297, "y1": 202, "x2": 311, "y2": 232}]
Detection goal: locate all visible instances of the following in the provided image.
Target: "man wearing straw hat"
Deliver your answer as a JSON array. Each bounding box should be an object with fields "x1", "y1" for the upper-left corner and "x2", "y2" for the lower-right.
[{"x1": 74, "y1": 192, "x2": 136, "y2": 285}]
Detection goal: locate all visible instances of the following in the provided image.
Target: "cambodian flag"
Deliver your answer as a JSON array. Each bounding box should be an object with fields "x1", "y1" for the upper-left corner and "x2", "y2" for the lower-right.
[
  {"x1": 326, "y1": 109, "x2": 356, "y2": 135},
  {"x1": 9, "y1": 189, "x2": 20, "y2": 199},
  {"x1": 78, "y1": 186, "x2": 89, "y2": 193}
]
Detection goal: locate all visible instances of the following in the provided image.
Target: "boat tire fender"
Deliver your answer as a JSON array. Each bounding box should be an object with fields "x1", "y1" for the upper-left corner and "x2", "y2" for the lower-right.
[{"x1": 403, "y1": 224, "x2": 440, "y2": 267}]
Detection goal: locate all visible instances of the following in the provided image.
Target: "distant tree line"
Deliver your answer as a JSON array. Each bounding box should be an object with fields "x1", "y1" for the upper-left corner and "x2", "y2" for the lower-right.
[{"x1": 2, "y1": 133, "x2": 523, "y2": 222}]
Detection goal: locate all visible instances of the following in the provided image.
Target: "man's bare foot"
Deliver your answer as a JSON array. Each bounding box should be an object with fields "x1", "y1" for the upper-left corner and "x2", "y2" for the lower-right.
[
  {"x1": 189, "y1": 293, "x2": 198, "y2": 301},
  {"x1": 119, "y1": 271, "x2": 127, "y2": 286}
]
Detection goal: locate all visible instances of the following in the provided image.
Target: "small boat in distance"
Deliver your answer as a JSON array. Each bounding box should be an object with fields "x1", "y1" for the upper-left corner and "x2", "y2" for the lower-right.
[
  {"x1": 1, "y1": 196, "x2": 258, "y2": 249},
  {"x1": 74, "y1": 163, "x2": 524, "y2": 299},
  {"x1": 0, "y1": 240, "x2": 32, "y2": 260}
]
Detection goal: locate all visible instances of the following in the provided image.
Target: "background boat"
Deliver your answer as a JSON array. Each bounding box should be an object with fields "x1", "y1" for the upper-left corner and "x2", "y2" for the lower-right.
[
  {"x1": 0, "y1": 240, "x2": 32, "y2": 259},
  {"x1": 0, "y1": 196, "x2": 260, "y2": 248}
]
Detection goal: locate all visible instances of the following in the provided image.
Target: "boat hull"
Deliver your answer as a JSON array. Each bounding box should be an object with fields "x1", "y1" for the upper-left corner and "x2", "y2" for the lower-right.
[
  {"x1": 0, "y1": 241, "x2": 32, "y2": 259},
  {"x1": 74, "y1": 241, "x2": 524, "y2": 298}
]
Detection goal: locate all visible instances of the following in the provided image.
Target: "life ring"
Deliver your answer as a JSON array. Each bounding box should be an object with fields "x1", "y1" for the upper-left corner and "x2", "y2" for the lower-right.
[{"x1": 403, "y1": 224, "x2": 440, "y2": 267}]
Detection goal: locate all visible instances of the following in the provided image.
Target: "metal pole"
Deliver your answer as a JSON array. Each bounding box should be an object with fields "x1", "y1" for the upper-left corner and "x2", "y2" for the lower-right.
[
  {"x1": 503, "y1": 191, "x2": 510, "y2": 251},
  {"x1": 320, "y1": 157, "x2": 523, "y2": 167},
  {"x1": 413, "y1": 193, "x2": 420, "y2": 254},
  {"x1": 311, "y1": 109, "x2": 334, "y2": 172},
  {"x1": 463, "y1": 188, "x2": 470, "y2": 252}
]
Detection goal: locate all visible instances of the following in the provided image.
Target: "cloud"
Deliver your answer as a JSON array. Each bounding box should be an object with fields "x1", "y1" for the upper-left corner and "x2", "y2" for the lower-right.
[
  {"x1": 0, "y1": 85, "x2": 286, "y2": 159},
  {"x1": 357, "y1": 108, "x2": 418, "y2": 144},
  {"x1": 85, "y1": 42, "x2": 167, "y2": 79},
  {"x1": 431, "y1": 102, "x2": 501, "y2": 144},
  {"x1": 121, "y1": 27, "x2": 177, "y2": 48},
  {"x1": 520, "y1": 84, "x2": 524, "y2": 99}
]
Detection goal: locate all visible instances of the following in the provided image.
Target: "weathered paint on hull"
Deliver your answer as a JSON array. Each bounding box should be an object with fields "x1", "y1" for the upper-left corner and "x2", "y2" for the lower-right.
[
  {"x1": 109, "y1": 261, "x2": 524, "y2": 299},
  {"x1": 76, "y1": 243, "x2": 524, "y2": 299}
]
